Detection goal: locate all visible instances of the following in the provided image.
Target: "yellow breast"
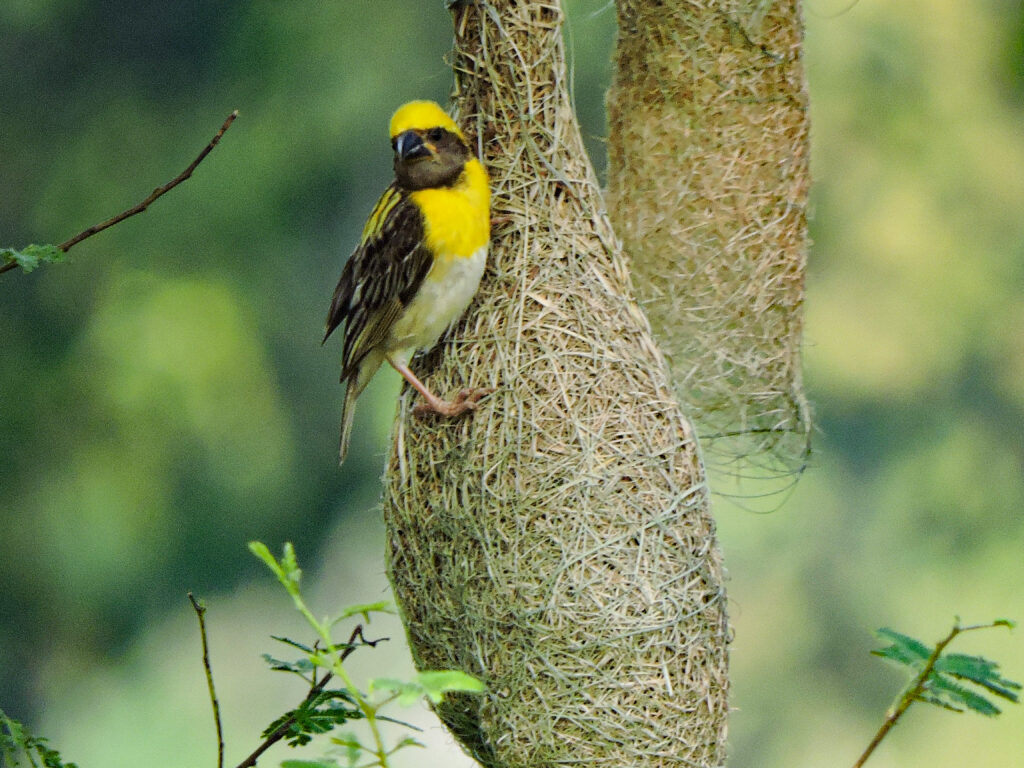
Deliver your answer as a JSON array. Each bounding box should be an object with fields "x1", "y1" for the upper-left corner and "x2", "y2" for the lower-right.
[{"x1": 411, "y1": 158, "x2": 491, "y2": 278}]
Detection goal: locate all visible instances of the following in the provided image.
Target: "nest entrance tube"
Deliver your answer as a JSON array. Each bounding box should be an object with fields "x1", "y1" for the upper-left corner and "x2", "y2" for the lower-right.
[{"x1": 381, "y1": 2, "x2": 729, "y2": 766}]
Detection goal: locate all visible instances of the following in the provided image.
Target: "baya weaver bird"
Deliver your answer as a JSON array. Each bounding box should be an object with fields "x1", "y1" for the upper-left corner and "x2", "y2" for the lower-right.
[{"x1": 324, "y1": 100, "x2": 492, "y2": 463}]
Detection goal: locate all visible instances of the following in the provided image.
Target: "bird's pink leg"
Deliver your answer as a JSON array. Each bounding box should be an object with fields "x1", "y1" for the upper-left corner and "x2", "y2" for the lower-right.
[{"x1": 388, "y1": 359, "x2": 493, "y2": 418}]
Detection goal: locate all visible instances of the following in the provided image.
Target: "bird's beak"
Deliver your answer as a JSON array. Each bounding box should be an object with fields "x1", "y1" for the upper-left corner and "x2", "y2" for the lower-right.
[{"x1": 394, "y1": 130, "x2": 433, "y2": 161}]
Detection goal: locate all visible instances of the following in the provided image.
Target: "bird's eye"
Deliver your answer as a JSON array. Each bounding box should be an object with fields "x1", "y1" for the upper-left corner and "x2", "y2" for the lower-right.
[{"x1": 426, "y1": 128, "x2": 445, "y2": 142}]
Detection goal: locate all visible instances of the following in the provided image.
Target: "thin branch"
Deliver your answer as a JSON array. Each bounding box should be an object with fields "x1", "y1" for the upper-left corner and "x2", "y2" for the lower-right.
[
  {"x1": 852, "y1": 620, "x2": 1005, "y2": 768},
  {"x1": 190, "y1": 593, "x2": 225, "y2": 768},
  {"x1": 233, "y1": 625, "x2": 388, "y2": 768},
  {"x1": 0, "y1": 110, "x2": 238, "y2": 276}
]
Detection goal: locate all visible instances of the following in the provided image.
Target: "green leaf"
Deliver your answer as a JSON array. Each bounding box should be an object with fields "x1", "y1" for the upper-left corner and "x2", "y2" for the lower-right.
[
  {"x1": 916, "y1": 690, "x2": 966, "y2": 713},
  {"x1": 249, "y1": 541, "x2": 283, "y2": 577},
  {"x1": 370, "y1": 670, "x2": 485, "y2": 706},
  {"x1": 374, "y1": 713, "x2": 422, "y2": 731},
  {"x1": 250, "y1": 541, "x2": 303, "y2": 596},
  {"x1": 333, "y1": 601, "x2": 396, "y2": 624},
  {"x1": 927, "y1": 674, "x2": 1002, "y2": 716},
  {"x1": 262, "y1": 653, "x2": 316, "y2": 677},
  {"x1": 972, "y1": 676, "x2": 1022, "y2": 703},
  {"x1": 935, "y1": 653, "x2": 1021, "y2": 703},
  {"x1": 416, "y1": 670, "x2": 485, "y2": 702},
  {"x1": 0, "y1": 710, "x2": 78, "y2": 768},
  {"x1": 272, "y1": 636, "x2": 316, "y2": 654},
  {"x1": 872, "y1": 621, "x2": 1021, "y2": 721},
  {"x1": 330, "y1": 732, "x2": 364, "y2": 766},
  {"x1": 872, "y1": 628, "x2": 932, "y2": 667},
  {"x1": 280, "y1": 761, "x2": 338, "y2": 768},
  {"x1": 1, "y1": 712, "x2": 25, "y2": 753},
  {"x1": 282, "y1": 542, "x2": 301, "y2": 581},
  {"x1": 390, "y1": 735, "x2": 426, "y2": 752},
  {"x1": 1, "y1": 244, "x2": 65, "y2": 272},
  {"x1": 261, "y1": 690, "x2": 364, "y2": 747},
  {"x1": 936, "y1": 652, "x2": 998, "y2": 679},
  {"x1": 369, "y1": 677, "x2": 424, "y2": 707}
]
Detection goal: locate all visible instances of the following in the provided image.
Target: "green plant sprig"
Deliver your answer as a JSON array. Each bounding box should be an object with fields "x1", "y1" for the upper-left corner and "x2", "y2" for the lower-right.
[
  {"x1": 1, "y1": 709, "x2": 78, "y2": 768},
  {"x1": 248, "y1": 541, "x2": 484, "y2": 768},
  {"x1": 854, "y1": 618, "x2": 1019, "y2": 768}
]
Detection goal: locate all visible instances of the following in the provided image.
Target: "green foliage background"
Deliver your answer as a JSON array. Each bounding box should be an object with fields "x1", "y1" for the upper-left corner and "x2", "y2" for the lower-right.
[{"x1": 1, "y1": 1, "x2": 1021, "y2": 766}]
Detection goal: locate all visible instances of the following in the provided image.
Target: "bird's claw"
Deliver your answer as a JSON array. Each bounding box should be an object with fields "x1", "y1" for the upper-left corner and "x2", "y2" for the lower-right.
[{"x1": 412, "y1": 387, "x2": 495, "y2": 419}]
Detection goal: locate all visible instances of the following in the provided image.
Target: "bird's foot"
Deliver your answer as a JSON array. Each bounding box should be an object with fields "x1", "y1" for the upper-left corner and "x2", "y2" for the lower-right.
[{"x1": 412, "y1": 387, "x2": 495, "y2": 419}]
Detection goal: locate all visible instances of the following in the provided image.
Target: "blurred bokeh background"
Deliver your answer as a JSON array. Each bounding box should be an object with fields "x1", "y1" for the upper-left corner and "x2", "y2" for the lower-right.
[{"x1": 1, "y1": 1, "x2": 1022, "y2": 766}]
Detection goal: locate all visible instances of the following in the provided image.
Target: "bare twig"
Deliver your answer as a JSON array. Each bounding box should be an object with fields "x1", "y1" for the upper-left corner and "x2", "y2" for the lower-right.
[
  {"x1": 233, "y1": 625, "x2": 388, "y2": 768},
  {"x1": 0, "y1": 110, "x2": 238, "y2": 276},
  {"x1": 852, "y1": 620, "x2": 1007, "y2": 768},
  {"x1": 189, "y1": 593, "x2": 225, "y2": 768}
]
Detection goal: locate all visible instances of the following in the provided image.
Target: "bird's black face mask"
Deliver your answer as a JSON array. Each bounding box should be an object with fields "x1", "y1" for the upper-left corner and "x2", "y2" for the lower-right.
[{"x1": 393, "y1": 128, "x2": 470, "y2": 190}]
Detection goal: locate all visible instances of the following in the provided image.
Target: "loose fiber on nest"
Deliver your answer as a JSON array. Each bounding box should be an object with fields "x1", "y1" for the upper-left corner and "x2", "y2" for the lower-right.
[
  {"x1": 380, "y1": 1, "x2": 729, "y2": 766},
  {"x1": 607, "y1": 0, "x2": 812, "y2": 485}
]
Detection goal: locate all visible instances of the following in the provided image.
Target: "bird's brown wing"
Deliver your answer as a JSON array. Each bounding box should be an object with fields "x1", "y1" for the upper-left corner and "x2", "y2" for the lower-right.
[{"x1": 324, "y1": 185, "x2": 433, "y2": 382}]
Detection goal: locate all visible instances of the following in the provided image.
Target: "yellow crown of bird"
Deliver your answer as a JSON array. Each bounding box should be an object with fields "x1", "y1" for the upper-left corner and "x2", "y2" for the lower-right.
[{"x1": 389, "y1": 100, "x2": 463, "y2": 140}]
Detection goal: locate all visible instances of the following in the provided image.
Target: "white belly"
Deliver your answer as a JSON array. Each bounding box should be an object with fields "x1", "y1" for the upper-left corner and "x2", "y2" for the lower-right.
[{"x1": 388, "y1": 245, "x2": 487, "y2": 365}]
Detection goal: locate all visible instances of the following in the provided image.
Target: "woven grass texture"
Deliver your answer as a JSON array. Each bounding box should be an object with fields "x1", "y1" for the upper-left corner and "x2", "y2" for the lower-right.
[
  {"x1": 607, "y1": 0, "x2": 811, "y2": 483},
  {"x1": 380, "y1": 1, "x2": 729, "y2": 766}
]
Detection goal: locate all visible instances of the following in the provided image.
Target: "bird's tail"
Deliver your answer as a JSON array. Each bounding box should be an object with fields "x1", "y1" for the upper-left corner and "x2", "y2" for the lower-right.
[{"x1": 338, "y1": 382, "x2": 360, "y2": 465}]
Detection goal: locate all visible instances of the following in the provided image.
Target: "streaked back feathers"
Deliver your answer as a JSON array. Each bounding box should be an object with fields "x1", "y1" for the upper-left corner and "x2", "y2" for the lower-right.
[{"x1": 361, "y1": 186, "x2": 403, "y2": 241}]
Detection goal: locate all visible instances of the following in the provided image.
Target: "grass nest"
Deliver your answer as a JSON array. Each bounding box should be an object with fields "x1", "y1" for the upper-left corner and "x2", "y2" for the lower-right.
[
  {"x1": 380, "y1": 1, "x2": 730, "y2": 766},
  {"x1": 607, "y1": 0, "x2": 812, "y2": 490}
]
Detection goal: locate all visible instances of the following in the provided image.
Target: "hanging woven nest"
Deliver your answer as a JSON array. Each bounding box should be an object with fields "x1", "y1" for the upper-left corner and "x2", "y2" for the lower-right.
[
  {"x1": 380, "y1": 1, "x2": 729, "y2": 766},
  {"x1": 607, "y1": 0, "x2": 812, "y2": 487}
]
